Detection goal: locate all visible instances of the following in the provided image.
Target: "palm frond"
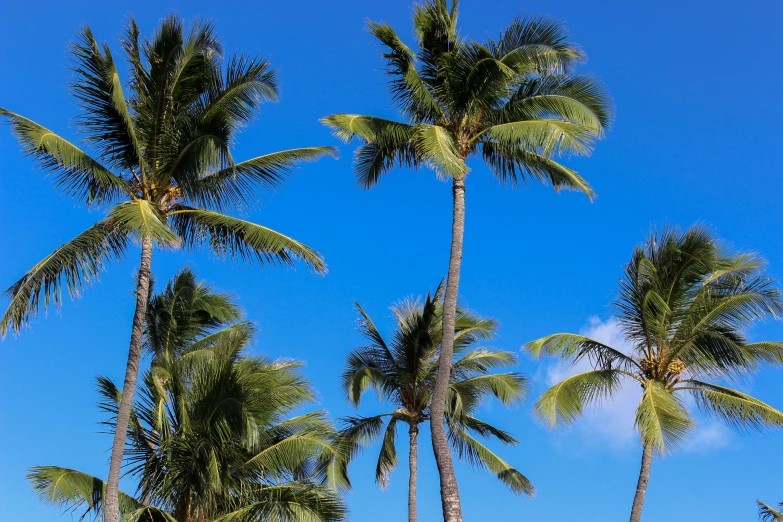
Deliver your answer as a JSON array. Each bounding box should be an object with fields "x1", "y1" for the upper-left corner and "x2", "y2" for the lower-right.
[
  {"x1": 367, "y1": 21, "x2": 441, "y2": 122},
  {"x1": 524, "y1": 333, "x2": 640, "y2": 373},
  {"x1": 168, "y1": 207, "x2": 326, "y2": 273},
  {"x1": 534, "y1": 370, "x2": 623, "y2": 427},
  {"x1": 0, "y1": 108, "x2": 132, "y2": 205},
  {"x1": 490, "y1": 15, "x2": 586, "y2": 73},
  {"x1": 481, "y1": 142, "x2": 595, "y2": 198},
  {"x1": 412, "y1": 124, "x2": 467, "y2": 179},
  {"x1": 109, "y1": 200, "x2": 180, "y2": 246},
  {"x1": 758, "y1": 500, "x2": 783, "y2": 521},
  {"x1": 479, "y1": 119, "x2": 597, "y2": 156},
  {"x1": 375, "y1": 415, "x2": 400, "y2": 488},
  {"x1": 28, "y1": 466, "x2": 141, "y2": 519},
  {"x1": 1, "y1": 220, "x2": 129, "y2": 336},
  {"x1": 189, "y1": 146, "x2": 338, "y2": 211},
  {"x1": 682, "y1": 381, "x2": 783, "y2": 431},
  {"x1": 635, "y1": 381, "x2": 694, "y2": 454},
  {"x1": 446, "y1": 422, "x2": 534, "y2": 496},
  {"x1": 215, "y1": 483, "x2": 347, "y2": 522},
  {"x1": 70, "y1": 27, "x2": 144, "y2": 172}
]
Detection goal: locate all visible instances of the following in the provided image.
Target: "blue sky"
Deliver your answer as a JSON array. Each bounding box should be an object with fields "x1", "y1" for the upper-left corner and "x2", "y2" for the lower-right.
[{"x1": 1, "y1": 0, "x2": 782, "y2": 520}]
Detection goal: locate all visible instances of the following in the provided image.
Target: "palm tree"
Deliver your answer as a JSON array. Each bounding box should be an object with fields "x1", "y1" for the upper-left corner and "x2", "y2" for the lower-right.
[
  {"x1": 759, "y1": 500, "x2": 783, "y2": 521},
  {"x1": 336, "y1": 285, "x2": 532, "y2": 522},
  {"x1": 322, "y1": 2, "x2": 611, "y2": 518},
  {"x1": 523, "y1": 226, "x2": 783, "y2": 522},
  {"x1": 28, "y1": 269, "x2": 346, "y2": 522},
  {"x1": 1, "y1": 16, "x2": 335, "y2": 522}
]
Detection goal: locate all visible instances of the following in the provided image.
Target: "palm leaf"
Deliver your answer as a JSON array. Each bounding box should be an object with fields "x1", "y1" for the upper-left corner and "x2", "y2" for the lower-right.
[
  {"x1": 446, "y1": 423, "x2": 534, "y2": 496},
  {"x1": 635, "y1": 380, "x2": 694, "y2": 454},
  {"x1": 758, "y1": 500, "x2": 783, "y2": 521},
  {"x1": 0, "y1": 108, "x2": 132, "y2": 205},
  {"x1": 168, "y1": 207, "x2": 326, "y2": 273},
  {"x1": 215, "y1": 483, "x2": 346, "y2": 522},
  {"x1": 481, "y1": 142, "x2": 595, "y2": 198},
  {"x1": 108, "y1": 200, "x2": 180, "y2": 246},
  {"x1": 27, "y1": 466, "x2": 142, "y2": 519},
  {"x1": 69, "y1": 27, "x2": 144, "y2": 172},
  {"x1": 682, "y1": 381, "x2": 783, "y2": 431},
  {"x1": 412, "y1": 124, "x2": 467, "y2": 178},
  {"x1": 524, "y1": 333, "x2": 640, "y2": 373},
  {"x1": 1, "y1": 220, "x2": 129, "y2": 336},
  {"x1": 534, "y1": 369, "x2": 623, "y2": 427},
  {"x1": 190, "y1": 146, "x2": 338, "y2": 211}
]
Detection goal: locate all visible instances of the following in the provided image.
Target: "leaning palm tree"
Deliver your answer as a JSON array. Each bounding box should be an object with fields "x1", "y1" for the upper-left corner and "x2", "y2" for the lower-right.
[
  {"x1": 1, "y1": 16, "x2": 335, "y2": 522},
  {"x1": 524, "y1": 226, "x2": 783, "y2": 522},
  {"x1": 28, "y1": 270, "x2": 346, "y2": 522},
  {"x1": 336, "y1": 285, "x2": 532, "y2": 522},
  {"x1": 759, "y1": 500, "x2": 783, "y2": 521},
  {"x1": 322, "y1": 2, "x2": 611, "y2": 518}
]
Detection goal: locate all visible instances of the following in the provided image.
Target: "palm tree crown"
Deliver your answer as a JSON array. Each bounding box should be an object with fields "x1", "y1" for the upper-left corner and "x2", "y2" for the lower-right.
[
  {"x1": 524, "y1": 225, "x2": 783, "y2": 522},
  {"x1": 1, "y1": 14, "x2": 333, "y2": 335},
  {"x1": 337, "y1": 285, "x2": 533, "y2": 496},
  {"x1": 322, "y1": 0, "x2": 612, "y2": 190},
  {"x1": 29, "y1": 269, "x2": 346, "y2": 522}
]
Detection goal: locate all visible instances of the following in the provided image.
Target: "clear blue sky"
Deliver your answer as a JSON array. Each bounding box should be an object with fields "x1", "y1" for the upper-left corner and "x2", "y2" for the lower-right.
[{"x1": 1, "y1": 1, "x2": 782, "y2": 520}]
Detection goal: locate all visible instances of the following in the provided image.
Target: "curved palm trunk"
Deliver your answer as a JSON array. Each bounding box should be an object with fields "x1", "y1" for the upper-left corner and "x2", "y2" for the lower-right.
[
  {"x1": 104, "y1": 236, "x2": 153, "y2": 522},
  {"x1": 629, "y1": 442, "x2": 653, "y2": 522},
  {"x1": 408, "y1": 424, "x2": 419, "y2": 522},
  {"x1": 430, "y1": 175, "x2": 466, "y2": 522}
]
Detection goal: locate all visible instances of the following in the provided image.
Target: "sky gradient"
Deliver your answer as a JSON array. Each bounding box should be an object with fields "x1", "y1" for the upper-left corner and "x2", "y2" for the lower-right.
[{"x1": 1, "y1": 1, "x2": 782, "y2": 520}]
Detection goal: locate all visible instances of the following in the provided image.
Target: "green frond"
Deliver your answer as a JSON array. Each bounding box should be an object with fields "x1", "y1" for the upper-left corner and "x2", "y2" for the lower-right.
[
  {"x1": 200, "y1": 54, "x2": 278, "y2": 126},
  {"x1": 168, "y1": 207, "x2": 326, "y2": 273},
  {"x1": 321, "y1": 114, "x2": 414, "y2": 144},
  {"x1": 635, "y1": 381, "x2": 694, "y2": 454},
  {"x1": 190, "y1": 146, "x2": 338, "y2": 211},
  {"x1": 215, "y1": 484, "x2": 347, "y2": 522},
  {"x1": 123, "y1": 506, "x2": 180, "y2": 522},
  {"x1": 534, "y1": 370, "x2": 623, "y2": 427},
  {"x1": 367, "y1": 21, "x2": 442, "y2": 122},
  {"x1": 479, "y1": 119, "x2": 597, "y2": 156},
  {"x1": 449, "y1": 373, "x2": 528, "y2": 407},
  {"x1": 742, "y1": 342, "x2": 783, "y2": 366},
  {"x1": 108, "y1": 200, "x2": 180, "y2": 246},
  {"x1": 491, "y1": 15, "x2": 586, "y2": 73},
  {"x1": 27, "y1": 466, "x2": 141, "y2": 519},
  {"x1": 458, "y1": 415, "x2": 518, "y2": 445},
  {"x1": 412, "y1": 124, "x2": 467, "y2": 179},
  {"x1": 452, "y1": 348, "x2": 517, "y2": 375},
  {"x1": 69, "y1": 27, "x2": 144, "y2": 172},
  {"x1": 0, "y1": 108, "x2": 132, "y2": 205},
  {"x1": 505, "y1": 75, "x2": 613, "y2": 133},
  {"x1": 481, "y1": 142, "x2": 595, "y2": 198},
  {"x1": 246, "y1": 423, "x2": 335, "y2": 475},
  {"x1": 682, "y1": 381, "x2": 783, "y2": 431},
  {"x1": 523, "y1": 333, "x2": 639, "y2": 373},
  {"x1": 758, "y1": 500, "x2": 783, "y2": 521},
  {"x1": 1, "y1": 220, "x2": 129, "y2": 336},
  {"x1": 447, "y1": 423, "x2": 534, "y2": 496},
  {"x1": 375, "y1": 416, "x2": 399, "y2": 488}
]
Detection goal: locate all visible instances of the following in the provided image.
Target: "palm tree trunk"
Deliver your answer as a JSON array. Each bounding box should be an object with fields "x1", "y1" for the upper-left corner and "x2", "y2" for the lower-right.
[
  {"x1": 408, "y1": 424, "x2": 419, "y2": 522},
  {"x1": 104, "y1": 235, "x2": 153, "y2": 522},
  {"x1": 430, "y1": 175, "x2": 466, "y2": 522},
  {"x1": 629, "y1": 442, "x2": 653, "y2": 522}
]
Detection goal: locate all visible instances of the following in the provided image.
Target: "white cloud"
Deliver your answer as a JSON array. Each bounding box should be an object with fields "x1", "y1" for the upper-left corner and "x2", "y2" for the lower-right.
[{"x1": 537, "y1": 316, "x2": 732, "y2": 453}]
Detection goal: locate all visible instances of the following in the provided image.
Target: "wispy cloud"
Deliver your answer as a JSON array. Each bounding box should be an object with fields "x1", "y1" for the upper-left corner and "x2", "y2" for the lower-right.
[{"x1": 535, "y1": 316, "x2": 731, "y2": 453}]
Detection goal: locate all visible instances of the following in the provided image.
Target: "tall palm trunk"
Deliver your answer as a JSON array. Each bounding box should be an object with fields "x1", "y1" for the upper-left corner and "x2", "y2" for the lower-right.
[
  {"x1": 430, "y1": 175, "x2": 466, "y2": 522},
  {"x1": 629, "y1": 442, "x2": 653, "y2": 522},
  {"x1": 104, "y1": 236, "x2": 153, "y2": 522},
  {"x1": 408, "y1": 424, "x2": 419, "y2": 522}
]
